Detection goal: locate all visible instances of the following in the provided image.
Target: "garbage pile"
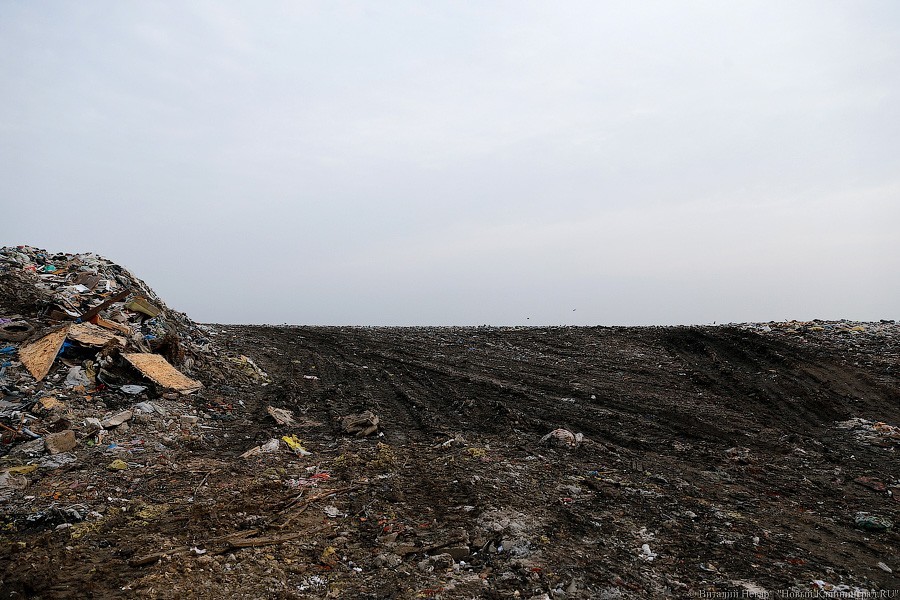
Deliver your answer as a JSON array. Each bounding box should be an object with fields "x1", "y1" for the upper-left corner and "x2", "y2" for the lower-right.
[
  {"x1": 736, "y1": 319, "x2": 900, "y2": 350},
  {"x1": 0, "y1": 245, "x2": 225, "y2": 473}
]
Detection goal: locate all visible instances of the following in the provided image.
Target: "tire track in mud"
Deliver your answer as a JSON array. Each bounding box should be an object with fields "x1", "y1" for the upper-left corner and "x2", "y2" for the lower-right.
[
  {"x1": 660, "y1": 327, "x2": 900, "y2": 436},
  {"x1": 229, "y1": 325, "x2": 900, "y2": 454}
]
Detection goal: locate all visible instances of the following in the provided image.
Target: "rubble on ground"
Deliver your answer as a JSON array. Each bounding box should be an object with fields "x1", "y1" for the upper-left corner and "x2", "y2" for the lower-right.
[
  {"x1": 1, "y1": 246, "x2": 898, "y2": 598},
  {"x1": 0, "y1": 245, "x2": 270, "y2": 568}
]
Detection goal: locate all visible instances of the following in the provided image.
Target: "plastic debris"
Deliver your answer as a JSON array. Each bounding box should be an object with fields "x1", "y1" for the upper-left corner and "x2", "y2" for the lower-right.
[
  {"x1": 240, "y1": 438, "x2": 281, "y2": 458},
  {"x1": 64, "y1": 366, "x2": 92, "y2": 389},
  {"x1": 281, "y1": 435, "x2": 311, "y2": 456},
  {"x1": 854, "y1": 512, "x2": 893, "y2": 531}
]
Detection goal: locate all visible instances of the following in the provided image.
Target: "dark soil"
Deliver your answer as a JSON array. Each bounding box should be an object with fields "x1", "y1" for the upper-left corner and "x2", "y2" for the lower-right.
[{"x1": 1, "y1": 324, "x2": 898, "y2": 598}]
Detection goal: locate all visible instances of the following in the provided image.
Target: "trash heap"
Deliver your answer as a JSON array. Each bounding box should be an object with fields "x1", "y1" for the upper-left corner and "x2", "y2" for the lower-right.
[{"x1": 0, "y1": 245, "x2": 224, "y2": 469}]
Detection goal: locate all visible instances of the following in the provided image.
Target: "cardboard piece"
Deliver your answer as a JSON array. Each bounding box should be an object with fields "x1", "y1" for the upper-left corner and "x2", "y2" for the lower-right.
[
  {"x1": 67, "y1": 322, "x2": 126, "y2": 347},
  {"x1": 19, "y1": 326, "x2": 70, "y2": 381},
  {"x1": 122, "y1": 353, "x2": 202, "y2": 393},
  {"x1": 73, "y1": 273, "x2": 101, "y2": 290},
  {"x1": 124, "y1": 297, "x2": 161, "y2": 318}
]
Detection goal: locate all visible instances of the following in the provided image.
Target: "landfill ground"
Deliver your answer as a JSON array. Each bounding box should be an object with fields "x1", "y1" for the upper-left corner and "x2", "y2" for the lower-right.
[{"x1": 2, "y1": 320, "x2": 899, "y2": 598}]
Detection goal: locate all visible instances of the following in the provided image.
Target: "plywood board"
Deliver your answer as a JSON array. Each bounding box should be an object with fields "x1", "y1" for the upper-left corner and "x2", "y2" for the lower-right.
[
  {"x1": 19, "y1": 326, "x2": 70, "y2": 381},
  {"x1": 122, "y1": 353, "x2": 202, "y2": 393},
  {"x1": 68, "y1": 322, "x2": 126, "y2": 347}
]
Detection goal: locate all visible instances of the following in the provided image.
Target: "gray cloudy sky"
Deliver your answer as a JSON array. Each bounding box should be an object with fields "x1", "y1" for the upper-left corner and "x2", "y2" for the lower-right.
[{"x1": 2, "y1": 1, "x2": 898, "y2": 325}]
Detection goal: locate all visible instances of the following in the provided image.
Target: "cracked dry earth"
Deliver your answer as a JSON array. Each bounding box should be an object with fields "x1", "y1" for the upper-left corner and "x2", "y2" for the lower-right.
[{"x1": 2, "y1": 324, "x2": 898, "y2": 598}]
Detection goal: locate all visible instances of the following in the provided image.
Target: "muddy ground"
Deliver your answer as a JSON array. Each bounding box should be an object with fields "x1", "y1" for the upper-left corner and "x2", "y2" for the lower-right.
[{"x1": 1, "y1": 323, "x2": 898, "y2": 598}]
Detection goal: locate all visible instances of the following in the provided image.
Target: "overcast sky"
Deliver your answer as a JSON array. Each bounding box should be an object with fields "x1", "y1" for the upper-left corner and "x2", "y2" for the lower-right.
[{"x1": 1, "y1": 1, "x2": 898, "y2": 325}]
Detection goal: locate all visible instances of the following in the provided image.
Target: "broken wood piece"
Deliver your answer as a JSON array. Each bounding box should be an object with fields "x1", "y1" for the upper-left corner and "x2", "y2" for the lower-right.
[
  {"x1": 122, "y1": 353, "x2": 202, "y2": 393},
  {"x1": 19, "y1": 326, "x2": 70, "y2": 381},
  {"x1": 207, "y1": 529, "x2": 260, "y2": 543},
  {"x1": 128, "y1": 547, "x2": 191, "y2": 567},
  {"x1": 400, "y1": 534, "x2": 468, "y2": 556},
  {"x1": 77, "y1": 289, "x2": 129, "y2": 323},
  {"x1": 275, "y1": 486, "x2": 360, "y2": 531},
  {"x1": 88, "y1": 315, "x2": 132, "y2": 336},
  {"x1": 225, "y1": 524, "x2": 331, "y2": 550},
  {"x1": 226, "y1": 530, "x2": 308, "y2": 549},
  {"x1": 67, "y1": 322, "x2": 126, "y2": 347}
]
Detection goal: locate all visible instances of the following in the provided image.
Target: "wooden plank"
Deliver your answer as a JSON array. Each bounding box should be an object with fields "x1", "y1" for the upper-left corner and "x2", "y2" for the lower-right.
[
  {"x1": 88, "y1": 315, "x2": 132, "y2": 336},
  {"x1": 78, "y1": 289, "x2": 129, "y2": 323},
  {"x1": 122, "y1": 353, "x2": 202, "y2": 393},
  {"x1": 67, "y1": 322, "x2": 126, "y2": 347},
  {"x1": 19, "y1": 326, "x2": 70, "y2": 381}
]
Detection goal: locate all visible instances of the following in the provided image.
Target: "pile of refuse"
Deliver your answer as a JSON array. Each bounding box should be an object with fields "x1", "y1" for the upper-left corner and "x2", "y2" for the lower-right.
[{"x1": 0, "y1": 245, "x2": 223, "y2": 465}]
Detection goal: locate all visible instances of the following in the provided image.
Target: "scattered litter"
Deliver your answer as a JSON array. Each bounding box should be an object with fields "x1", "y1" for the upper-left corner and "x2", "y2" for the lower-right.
[
  {"x1": 44, "y1": 430, "x2": 76, "y2": 454},
  {"x1": 64, "y1": 366, "x2": 92, "y2": 389},
  {"x1": 230, "y1": 355, "x2": 269, "y2": 383},
  {"x1": 285, "y1": 472, "x2": 330, "y2": 488},
  {"x1": 240, "y1": 438, "x2": 281, "y2": 458},
  {"x1": 101, "y1": 410, "x2": 133, "y2": 429},
  {"x1": 854, "y1": 512, "x2": 893, "y2": 531},
  {"x1": 640, "y1": 543, "x2": 657, "y2": 561},
  {"x1": 342, "y1": 411, "x2": 379, "y2": 437},
  {"x1": 281, "y1": 435, "x2": 311, "y2": 456},
  {"x1": 267, "y1": 406, "x2": 295, "y2": 426},
  {"x1": 3, "y1": 465, "x2": 38, "y2": 475},
  {"x1": 38, "y1": 453, "x2": 77, "y2": 469},
  {"x1": 540, "y1": 428, "x2": 584, "y2": 448}
]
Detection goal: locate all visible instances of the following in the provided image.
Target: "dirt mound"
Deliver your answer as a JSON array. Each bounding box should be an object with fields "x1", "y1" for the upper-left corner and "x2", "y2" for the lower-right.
[{"x1": 0, "y1": 250, "x2": 898, "y2": 598}]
